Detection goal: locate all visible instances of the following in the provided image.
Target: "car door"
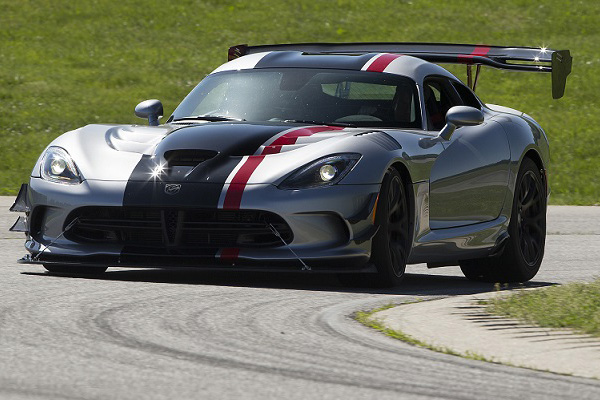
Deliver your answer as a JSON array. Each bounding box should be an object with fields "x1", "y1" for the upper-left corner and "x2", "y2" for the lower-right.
[{"x1": 427, "y1": 77, "x2": 511, "y2": 229}]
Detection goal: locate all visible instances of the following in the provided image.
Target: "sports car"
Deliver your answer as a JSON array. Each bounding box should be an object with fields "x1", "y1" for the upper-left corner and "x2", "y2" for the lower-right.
[{"x1": 10, "y1": 42, "x2": 572, "y2": 286}]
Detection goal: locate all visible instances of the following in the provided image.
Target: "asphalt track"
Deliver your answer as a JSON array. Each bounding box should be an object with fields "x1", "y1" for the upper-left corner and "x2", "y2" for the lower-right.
[{"x1": 1, "y1": 198, "x2": 600, "y2": 399}]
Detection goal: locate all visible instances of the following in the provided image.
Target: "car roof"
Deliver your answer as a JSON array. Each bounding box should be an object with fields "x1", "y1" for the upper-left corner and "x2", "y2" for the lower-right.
[{"x1": 211, "y1": 51, "x2": 457, "y2": 83}]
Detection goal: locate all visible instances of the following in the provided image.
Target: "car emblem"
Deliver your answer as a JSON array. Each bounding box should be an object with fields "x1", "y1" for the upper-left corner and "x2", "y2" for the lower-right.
[{"x1": 164, "y1": 183, "x2": 181, "y2": 195}]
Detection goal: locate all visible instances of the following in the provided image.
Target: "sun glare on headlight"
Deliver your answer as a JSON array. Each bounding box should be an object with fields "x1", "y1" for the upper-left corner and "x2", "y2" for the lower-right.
[
  {"x1": 41, "y1": 146, "x2": 82, "y2": 184},
  {"x1": 50, "y1": 158, "x2": 67, "y2": 175},
  {"x1": 279, "y1": 153, "x2": 361, "y2": 189},
  {"x1": 319, "y1": 164, "x2": 337, "y2": 181}
]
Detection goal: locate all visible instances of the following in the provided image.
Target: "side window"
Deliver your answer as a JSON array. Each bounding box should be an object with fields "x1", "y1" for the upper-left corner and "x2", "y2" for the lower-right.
[
  {"x1": 452, "y1": 81, "x2": 482, "y2": 109},
  {"x1": 319, "y1": 80, "x2": 421, "y2": 128},
  {"x1": 423, "y1": 78, "x2": 461, "y2": 131}
]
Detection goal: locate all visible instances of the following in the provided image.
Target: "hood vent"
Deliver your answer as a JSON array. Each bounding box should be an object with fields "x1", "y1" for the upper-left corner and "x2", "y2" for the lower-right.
[
  {"x1": 107, "y1": 126, "x2": 170, "y2": 154},
  {"x1": 164, "y1": 150, "x2": 218, "y2": 168}
]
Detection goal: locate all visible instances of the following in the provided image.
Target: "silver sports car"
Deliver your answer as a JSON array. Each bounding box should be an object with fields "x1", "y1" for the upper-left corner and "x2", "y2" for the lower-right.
[{"x1": 10, "y1": 43, "x2": 572, "y2": 286}]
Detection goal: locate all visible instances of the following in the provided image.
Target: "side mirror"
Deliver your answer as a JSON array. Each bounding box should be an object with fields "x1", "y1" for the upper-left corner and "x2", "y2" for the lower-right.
[
  {"x1": 135, "y1": 99, "x2": 164, "y2": 126},
  {"x1": 438, "y1": 106, "x2": 484, "y2": 140}
]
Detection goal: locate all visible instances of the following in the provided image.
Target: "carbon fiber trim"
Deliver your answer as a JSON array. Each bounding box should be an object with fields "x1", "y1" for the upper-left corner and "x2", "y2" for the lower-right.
[
  {"x1": 20, "y1": 253, "x2": 373, "y2": 271},
  {"x1": 10, "y1": 184, "x2": 29, "y2": 212}
]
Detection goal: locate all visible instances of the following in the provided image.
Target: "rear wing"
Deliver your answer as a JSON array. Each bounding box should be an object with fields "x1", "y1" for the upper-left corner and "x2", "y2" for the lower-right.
[{"x1": 228, "y1": 43, "x2": 572, "y2": 99}]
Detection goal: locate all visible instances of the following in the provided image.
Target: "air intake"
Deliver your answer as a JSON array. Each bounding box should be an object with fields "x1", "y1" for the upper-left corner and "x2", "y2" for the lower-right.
[
  {"x1": 164, "y1": 150, "x2": 218, "y2": 168},
  {"x1": 64, "y1": 207, "x2": 293, "y2": 249}
]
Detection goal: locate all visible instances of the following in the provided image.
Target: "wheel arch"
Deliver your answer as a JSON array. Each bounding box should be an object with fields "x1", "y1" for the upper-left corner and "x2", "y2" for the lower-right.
[
  {"x1": 522, "y1": 148, "x2": 548, "y2": 195},
  {"x1": 388, "y1": 161, "x2": 416, "y2": 247},
  {"x1": 523, "y1": 148, "x2": 544, "y2": 169}
]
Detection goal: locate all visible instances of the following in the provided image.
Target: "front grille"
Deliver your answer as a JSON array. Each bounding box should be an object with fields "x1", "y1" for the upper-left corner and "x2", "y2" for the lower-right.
[{"x1": 64, "y1": 207, "x2": 293, "y2": 249}]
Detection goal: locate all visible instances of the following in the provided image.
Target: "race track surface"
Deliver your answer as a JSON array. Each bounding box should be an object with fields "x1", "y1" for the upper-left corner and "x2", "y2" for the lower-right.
[{"x1": 1, "y1": 201, "x2": 600, "y2": 399}]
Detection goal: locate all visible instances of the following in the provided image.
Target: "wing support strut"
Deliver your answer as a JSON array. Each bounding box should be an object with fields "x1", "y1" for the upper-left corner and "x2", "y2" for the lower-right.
[{"x1": 466, "y1": 64, "x2": 483, "y2": 92}]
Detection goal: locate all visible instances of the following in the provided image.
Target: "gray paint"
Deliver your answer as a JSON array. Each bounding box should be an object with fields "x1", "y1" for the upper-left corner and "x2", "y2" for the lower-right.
[{"x1": 17, "y1": 51, "x2": 552, "y2": 271}]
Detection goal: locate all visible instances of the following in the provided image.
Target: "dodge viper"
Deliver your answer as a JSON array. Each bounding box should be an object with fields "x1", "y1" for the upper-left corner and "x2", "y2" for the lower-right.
[{"x1": 9, "y1": 42, "x2": 572, "y2": 286}]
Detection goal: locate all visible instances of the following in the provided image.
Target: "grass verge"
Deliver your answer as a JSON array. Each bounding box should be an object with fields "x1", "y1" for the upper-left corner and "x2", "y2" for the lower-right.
[
  {"x1": 354, "y1": 302, "x2": 495, "y2": 362},
  {"x1": 354, "y1": 301, "x2": 581, "y2": 377},
  {"x1": 485, "y1": 278, "x2": 600, "y2": 337}
]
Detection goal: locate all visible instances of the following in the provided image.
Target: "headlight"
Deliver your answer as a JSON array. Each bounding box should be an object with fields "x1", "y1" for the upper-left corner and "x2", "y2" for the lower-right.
[
  {"x1": 41, "y1": 147, "x2": 82, "y2": 184},
  {"x1": 279, "y1": 153, "x2": 361, "y2": 189}
]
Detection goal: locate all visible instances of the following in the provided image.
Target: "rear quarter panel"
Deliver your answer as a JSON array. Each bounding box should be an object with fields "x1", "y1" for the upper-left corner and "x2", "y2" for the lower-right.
[{"x1": 486, "y1": 104, "x2": 550, "y2": 219}]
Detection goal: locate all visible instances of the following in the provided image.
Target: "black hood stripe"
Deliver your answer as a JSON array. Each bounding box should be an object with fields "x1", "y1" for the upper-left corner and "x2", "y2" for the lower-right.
[
  {"x1": 253, "y1": 51, "x2": 377, "y2": 70},
  {"x1": 122, "y1": 122, "x2": 293, "y2": 208},
  {"x1": 119, "y1": 123, "x2": 343, "y2": 263}
]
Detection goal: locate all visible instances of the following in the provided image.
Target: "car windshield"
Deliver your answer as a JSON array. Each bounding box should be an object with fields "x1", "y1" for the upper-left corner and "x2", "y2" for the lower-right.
[{"x1": 171, "y1": 68, "x2": 422, "y2": 129}]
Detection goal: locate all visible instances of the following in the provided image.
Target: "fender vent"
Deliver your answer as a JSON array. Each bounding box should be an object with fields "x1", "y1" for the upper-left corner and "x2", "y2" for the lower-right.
[{"x1": 355, "y1": 131, "x2": 401, "y2": 151}]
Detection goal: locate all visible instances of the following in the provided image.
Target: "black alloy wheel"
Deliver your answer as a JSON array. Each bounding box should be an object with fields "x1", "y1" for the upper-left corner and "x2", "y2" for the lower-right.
[
  {"x1": 516, "y1": 169, "x2": 546, "y2": 267},
  {"x1": 382, "y1": 171, "x2": 410, "y2": 278},
  {"x1": 339, "y1": 168, "x2": 411, "y2": 287},
  {"x1": 460, "y1": 157, "x2": 546, "y2": 282}
]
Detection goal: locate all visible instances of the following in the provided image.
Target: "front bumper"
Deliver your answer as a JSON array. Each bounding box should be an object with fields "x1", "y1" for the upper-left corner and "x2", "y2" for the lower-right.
[{"x1": 21, "y1": 178, "x2": 381, "y2": 272}]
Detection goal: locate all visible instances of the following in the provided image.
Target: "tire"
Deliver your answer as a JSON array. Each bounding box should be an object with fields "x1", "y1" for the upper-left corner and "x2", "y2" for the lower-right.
[
  {"x1": 43, "y1": 264, "x2": 108, "y2": 275},
  {"x1": 460, "y1": 158, "x2": 546, "y2": 283},
  {"x1": 339, "y1": 168, "x2": 411, "y2": 287}
]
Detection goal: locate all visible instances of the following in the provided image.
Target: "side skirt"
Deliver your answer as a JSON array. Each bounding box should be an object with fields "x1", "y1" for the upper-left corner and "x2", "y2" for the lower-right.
[
  {"x1": 408, "y1": 215, "x2": 509, "y2": 264},
  {"x1": 407, "y1": 181, "x2": 510, "y2": 265}
]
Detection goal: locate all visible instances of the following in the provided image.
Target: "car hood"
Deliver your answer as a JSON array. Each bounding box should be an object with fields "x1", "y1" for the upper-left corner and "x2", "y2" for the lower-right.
[
  {"x1": 41, "y1": 122, "x2": 360, "y2": 183},
  {"x1": 108, "y1": 122, "x2": 306, "y2": 156}
]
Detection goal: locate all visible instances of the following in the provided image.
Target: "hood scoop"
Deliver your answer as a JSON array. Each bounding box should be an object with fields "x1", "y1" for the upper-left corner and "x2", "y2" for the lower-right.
[
  {"x1": 161, "y1": 149, "x2": 219, "y2": 180},
  {"x1": 164, "y1": 149, "x2": 218, "y2": 168}
]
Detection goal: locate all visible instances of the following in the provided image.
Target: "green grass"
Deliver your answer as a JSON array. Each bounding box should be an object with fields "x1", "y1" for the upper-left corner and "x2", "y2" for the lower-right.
[
  {"x1": 355, "y1": 301, "x2": 579, "y2": 377},
  {"x1": 354, "y1": 302, "x2": 496, "y2": 363},
  {"x1": 355, "y1": 303, "x2": 465, "y2": 356},
  {"x1": 486, "y1": 278, "x2": 600, "y2": 337},
  {"x1": 1, "y1": 0, "x2": 599, "y2": 203}
]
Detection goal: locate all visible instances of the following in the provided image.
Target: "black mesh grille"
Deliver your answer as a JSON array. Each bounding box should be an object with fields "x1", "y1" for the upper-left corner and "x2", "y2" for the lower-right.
[
  {"x1": 65, "y1": 207, "x2": 293, "y2": 249},
  {"x1": 164, "y1": 150, "x2": 217, "y2": 168}
]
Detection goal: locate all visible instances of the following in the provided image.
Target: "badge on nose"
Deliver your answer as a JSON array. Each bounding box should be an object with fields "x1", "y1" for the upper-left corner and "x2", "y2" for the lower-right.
[{"x1": 164, "y1": 183, "x2": 181, "y2": 195}]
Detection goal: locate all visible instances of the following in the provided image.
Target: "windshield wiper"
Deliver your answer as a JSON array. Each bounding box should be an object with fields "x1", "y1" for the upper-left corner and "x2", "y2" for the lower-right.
[
  {"x1": 283, "y1": 119, "x2": 356, "y2": 128},
  {"x1": 173, "y1": 115, "x2": 246, "y2": 122}
]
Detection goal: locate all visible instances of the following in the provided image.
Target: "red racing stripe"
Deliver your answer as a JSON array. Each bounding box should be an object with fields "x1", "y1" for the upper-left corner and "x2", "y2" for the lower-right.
[
  {"x1": 366, "y1": 53, "x2": 402, "y2": 72},
  {"x1": 222, "y1": 126, "x2": 344, "y2": 209},
  {"x1": 263, "y1": 126, "x2": 343, "y2": 154},
  {"x1": 220, "y1": 247, "x2": 240, "y2": 261},
  {"x1": 219, "y1": 125, "x2": 345, "y2": 259},
  {"x1": 261, "y1": 145, "x2": 283, "y2": 155},
  {"x1": 223, "y1": 155, "x2": 265, "y2": 210},
  {"x1": 458, "y1": 46, "x2": 491, "y2": 64},
  {"x1": 270, "y1": 126, "x2": 343, "y2": 146}
]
